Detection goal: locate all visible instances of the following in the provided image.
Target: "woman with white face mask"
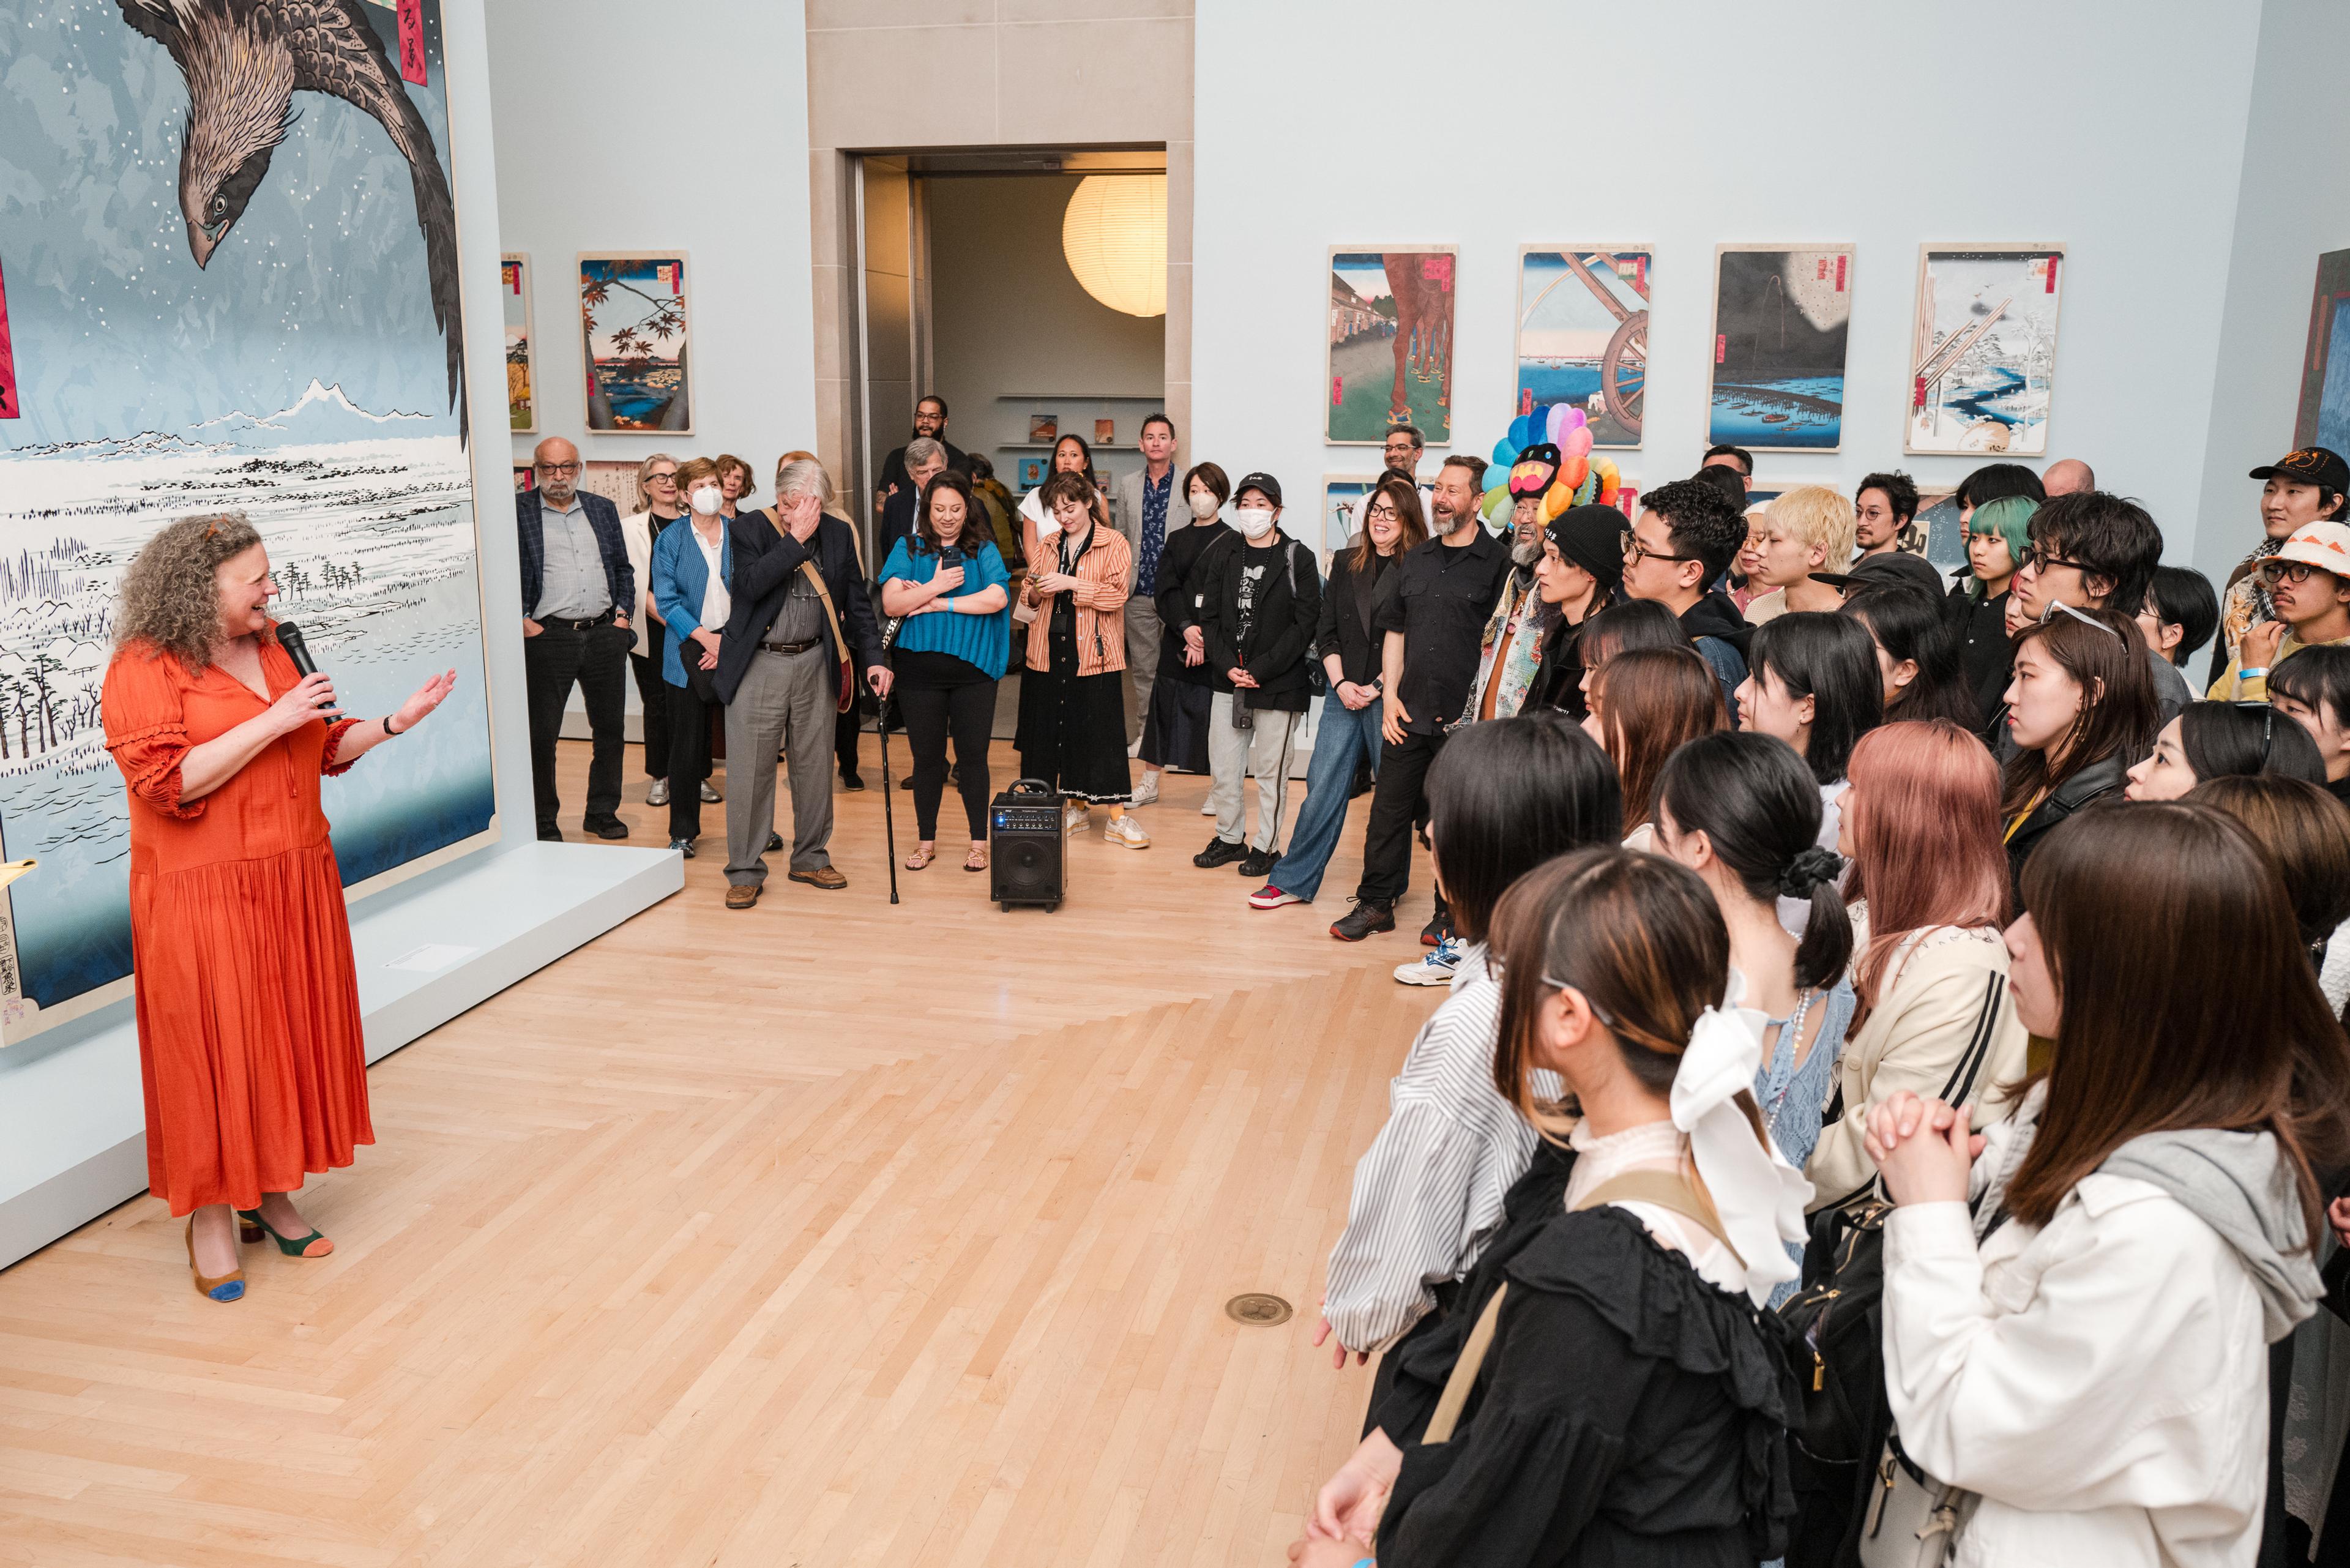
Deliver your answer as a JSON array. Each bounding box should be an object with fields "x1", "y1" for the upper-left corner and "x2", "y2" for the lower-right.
[
  {"x1": 648, "y1": 457, "x2": 736, "y2": 853},
  {"x1": 1135, "y1": 462, "x2": 1235, "y2": 802},
  {"x1": 1188, "y1": 474, "x2": 1324, "y2": 878}
]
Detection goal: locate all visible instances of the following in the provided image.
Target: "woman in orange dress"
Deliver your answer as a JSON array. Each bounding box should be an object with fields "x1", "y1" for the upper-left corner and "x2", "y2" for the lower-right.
[{"x1": 101, "y1": 513, "x2": 457, "y2": 1302}]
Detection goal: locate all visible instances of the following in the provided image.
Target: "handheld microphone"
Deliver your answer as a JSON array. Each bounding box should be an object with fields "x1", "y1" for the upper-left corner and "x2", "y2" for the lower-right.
[{"x1": 274, "y1": 622, "x2": 333, "y2": 707}]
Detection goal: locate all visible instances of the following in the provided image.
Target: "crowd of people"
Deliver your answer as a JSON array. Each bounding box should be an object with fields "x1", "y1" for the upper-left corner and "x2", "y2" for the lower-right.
[{"x1": 1279, "y1": 437, "x2": 2350, "y2": 1568}]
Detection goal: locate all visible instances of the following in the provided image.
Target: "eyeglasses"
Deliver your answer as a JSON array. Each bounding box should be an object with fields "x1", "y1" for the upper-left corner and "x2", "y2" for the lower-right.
[
  {"x1": 646, "y1": 470, "x2": 679, "y2": 485},
  {"x1": 2037, "y1": 599, "x2": 2122, "y2": 641},
  {"x1": 1540, "y1": 973, "x2": 1618, "y2": 1027},
  {"x1": 2231, "y1": 699, "x2": 2277, "y2": 761},
  {"x1": 1620, "y1": 528, "x2": 1699, "y2": 566},
  {"x1": 1365, "y1": 500, "x2": 1397, "y2": 519},
  {"x1": 535, "y1": 460, "x2": 582, "y2": 476},
  {"x1": 2259, "y1": 559, "x2": 2322, "y2": 586},
  {"x1": 2017, "y1": 545, "x2": 2091, "y2": 575}
]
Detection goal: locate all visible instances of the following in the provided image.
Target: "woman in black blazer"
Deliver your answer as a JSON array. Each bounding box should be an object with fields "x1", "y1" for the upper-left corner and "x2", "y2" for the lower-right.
[
  {"x1": 1136, "y1": 463, "x2": 1234, "y2": 797},
  {"x1": 1250, "y1": 477, "x2": 1428, "y2": 909}
]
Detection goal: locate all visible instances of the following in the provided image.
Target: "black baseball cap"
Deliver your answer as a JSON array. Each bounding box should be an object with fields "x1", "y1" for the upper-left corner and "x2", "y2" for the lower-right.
[
  {"x1": 2250, "y1": 446, "x2": 2350, "y2": 493},
  {"x1": 1234, "y1": 472, "x2": 1283, "y2": 507},
  {"x1": 1810, "y1": 550, "x2": 1946, "y2": 597}
]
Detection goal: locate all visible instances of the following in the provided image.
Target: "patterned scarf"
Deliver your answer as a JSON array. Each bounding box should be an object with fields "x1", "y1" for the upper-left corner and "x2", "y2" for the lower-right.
[{"x1": 2220, "y1": 536, "x2": 2286, "y2": 660}]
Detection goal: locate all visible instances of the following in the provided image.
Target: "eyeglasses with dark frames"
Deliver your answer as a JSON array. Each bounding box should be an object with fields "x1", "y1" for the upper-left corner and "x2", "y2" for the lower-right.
[
  {"x1": 2018, "y1": 544, "x2": 2092, "y2": 575},
  {"x1": 1620, "y1": 528, "x2": 1700, "y2": 566},
  {"x1": 2259, "y1": 559, "x2": 2323, "y2": 587}
]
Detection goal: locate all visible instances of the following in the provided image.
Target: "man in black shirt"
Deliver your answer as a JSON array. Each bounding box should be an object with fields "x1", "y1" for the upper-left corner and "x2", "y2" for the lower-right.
[
  {"x1": 874, "y1": 395, "x2": 968, "y2": 517},
  {"x1": 1332, "y1": 455, "x2": 1506, "y2": 943}
]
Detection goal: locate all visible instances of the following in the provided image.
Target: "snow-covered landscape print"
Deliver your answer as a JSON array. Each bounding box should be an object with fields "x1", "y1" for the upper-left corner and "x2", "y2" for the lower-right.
[
  {"x1": 1906, "y1": 248, "x2": 2066, "y2": 457},
  {"x1": 0, "y1": 0, "x2": 494, "y2": 1035}
]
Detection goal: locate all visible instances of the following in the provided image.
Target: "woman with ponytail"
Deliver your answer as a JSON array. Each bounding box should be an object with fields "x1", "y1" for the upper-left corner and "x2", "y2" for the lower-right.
[
  {"x1": 1296, "y1": 849, "x2": 1805, "y2": 1567},
  {"x1": 1806, "y1": 719, "x2": 2027, "y2": 1214},
  {"x1": 1654, "y1": 731, "x2": 1854, "y2": 1296}
]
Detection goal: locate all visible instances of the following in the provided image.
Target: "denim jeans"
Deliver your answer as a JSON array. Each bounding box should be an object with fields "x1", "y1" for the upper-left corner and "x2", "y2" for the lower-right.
[{"x1": 1265, "y1": 689, "x2": 1383, "y2": 901}]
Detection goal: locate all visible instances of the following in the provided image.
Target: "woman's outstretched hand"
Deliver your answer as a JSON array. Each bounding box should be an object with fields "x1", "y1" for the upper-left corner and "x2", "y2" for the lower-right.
[{"x1": 391, "y1": 670, "x2": 458, "y2": 733}]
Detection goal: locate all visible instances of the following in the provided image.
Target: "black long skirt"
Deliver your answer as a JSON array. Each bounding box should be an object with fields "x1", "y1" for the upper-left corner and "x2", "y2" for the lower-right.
[
  {"x1": 1015, "y1": 605, "x2": 1132, "y2": 803},
  {"x1": 1140, "y1": 671, "x2": 1212, "y2": 774}
]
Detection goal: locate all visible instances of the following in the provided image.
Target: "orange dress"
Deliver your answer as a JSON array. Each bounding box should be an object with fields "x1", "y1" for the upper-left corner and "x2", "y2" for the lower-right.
[{"x1": 100, "y1": 632, "x2": 373, "y2": 1217}]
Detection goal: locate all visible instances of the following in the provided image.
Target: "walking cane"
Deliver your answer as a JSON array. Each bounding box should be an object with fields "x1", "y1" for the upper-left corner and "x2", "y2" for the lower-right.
[{"x1": 873, "y1": 670, "x2": 899, "y2": 906}]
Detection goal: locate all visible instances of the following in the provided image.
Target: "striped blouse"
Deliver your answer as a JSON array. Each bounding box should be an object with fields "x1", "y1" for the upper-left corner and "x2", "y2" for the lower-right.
[{"x1": 1322, "y1": 946, "x2": 1559, "y2": 1354}]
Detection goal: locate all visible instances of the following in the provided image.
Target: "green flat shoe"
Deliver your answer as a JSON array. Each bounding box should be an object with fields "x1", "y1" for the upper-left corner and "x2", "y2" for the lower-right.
[{"x1": 236, "y1": 1208, "x2": 334, "y2": 1258}]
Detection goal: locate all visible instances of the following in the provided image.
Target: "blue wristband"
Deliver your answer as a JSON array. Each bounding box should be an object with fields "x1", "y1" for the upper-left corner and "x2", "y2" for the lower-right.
[{"x1": 1352, "y1": 1559, "x2": 1375, "y2": 1568}]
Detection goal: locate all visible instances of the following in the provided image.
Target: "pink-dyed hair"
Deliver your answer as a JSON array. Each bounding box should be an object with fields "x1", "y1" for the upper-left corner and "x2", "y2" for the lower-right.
[{"x1": 1846, "y1": 719, "x2": 2010, "y2": 1021}]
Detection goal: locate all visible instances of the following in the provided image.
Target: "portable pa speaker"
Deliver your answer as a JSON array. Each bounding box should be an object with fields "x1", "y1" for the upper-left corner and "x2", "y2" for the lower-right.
[{"x1": 990, "y1": 778, "x2": 1066, "y2": 911}]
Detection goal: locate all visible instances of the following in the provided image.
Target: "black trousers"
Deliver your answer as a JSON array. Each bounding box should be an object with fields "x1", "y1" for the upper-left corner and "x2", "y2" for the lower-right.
[
  {"x1": 1356, "y1": 726, "x2": 1450, "y2": 907},
  {"x1": 665, "y1": 679, "x2": 725, "y2": 841},
  {"x1": 897, "y1": 678, "x2": 996, "y2": 840},
  {"x1": 525, "y1": 619, "x2": 629, "y2": 835},
  {"x1": 629, "y1": 622, "x2": 672, "y2": 780},
  {"x1": 835, "y1": 703, "x2": 863, "y2": 781}
]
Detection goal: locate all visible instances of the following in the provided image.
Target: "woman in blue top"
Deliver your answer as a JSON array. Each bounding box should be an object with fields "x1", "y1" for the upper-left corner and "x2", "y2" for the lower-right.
[
  {"x1": 649, "y1": 457, "x2": 736, "y2": 854},
  {"x1": 880, "y1": 468, "x2": 1012, "y2": 872},
  {"x1": 1652, "y1": 730, "x2": 1854, "y2": 1305}
]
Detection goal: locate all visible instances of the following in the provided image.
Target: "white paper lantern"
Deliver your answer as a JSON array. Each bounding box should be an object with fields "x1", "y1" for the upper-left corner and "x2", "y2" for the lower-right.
[{"x1": 1061, "y1": 174, "x2": 1166, "y2": 319}]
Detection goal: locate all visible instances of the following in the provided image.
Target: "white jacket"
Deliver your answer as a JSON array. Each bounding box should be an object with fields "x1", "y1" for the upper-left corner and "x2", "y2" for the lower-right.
[
  {"x1": 619, "y1": 509, "x2": 664, "y2": 655},
  {"x1": 1884, "y1": 1123, "x2": 2280, "y2": 1567}
]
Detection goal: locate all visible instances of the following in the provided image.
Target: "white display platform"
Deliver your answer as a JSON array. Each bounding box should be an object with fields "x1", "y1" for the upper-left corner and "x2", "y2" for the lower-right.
[{"x1": 0, "y1": 840, "x2": 681, "y2": 1271}]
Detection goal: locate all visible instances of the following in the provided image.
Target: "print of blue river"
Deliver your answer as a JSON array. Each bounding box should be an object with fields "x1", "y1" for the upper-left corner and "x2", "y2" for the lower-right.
[{"x1": 1710, "y1": 377, "x2": 1843, "y2": 448}]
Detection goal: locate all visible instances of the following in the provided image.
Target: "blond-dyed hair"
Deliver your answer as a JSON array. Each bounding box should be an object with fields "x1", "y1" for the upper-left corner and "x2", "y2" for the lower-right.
[
  {"x1": 115, "y1": 512, "x2": 264, "y2": 670},
  {"x1": 1764, "y1": 485, "x2": 1857, "y2": 574}
]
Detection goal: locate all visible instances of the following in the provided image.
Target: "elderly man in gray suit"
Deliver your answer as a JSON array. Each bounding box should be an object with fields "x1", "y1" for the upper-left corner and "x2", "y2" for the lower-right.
[{"x1": 1113, "y1": 413, "x2": 1181, "y2": 747}]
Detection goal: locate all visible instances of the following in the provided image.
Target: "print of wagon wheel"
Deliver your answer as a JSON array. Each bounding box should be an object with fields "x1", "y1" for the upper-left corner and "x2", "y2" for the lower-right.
[{"x1": 1600, "y1": 312, "x2": 1647, "y2": 438}]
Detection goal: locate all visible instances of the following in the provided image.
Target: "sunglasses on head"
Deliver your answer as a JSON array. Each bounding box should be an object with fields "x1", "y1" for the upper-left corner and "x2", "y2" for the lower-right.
[{"x1": 2036, "y1": 599, "x2": 2122, "y2": 641}]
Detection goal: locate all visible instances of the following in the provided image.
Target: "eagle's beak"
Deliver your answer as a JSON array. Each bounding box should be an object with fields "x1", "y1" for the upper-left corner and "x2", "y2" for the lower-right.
[{"x1": 187, "y1": 219, "x2": 222, "y2": 269}]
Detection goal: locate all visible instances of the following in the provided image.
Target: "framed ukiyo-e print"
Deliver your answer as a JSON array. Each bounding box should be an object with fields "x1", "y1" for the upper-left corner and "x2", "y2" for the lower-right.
[
  {"x1": 1515, "y1": 248, "x2": 1651, "y2": 448},
  {"x1": 1328, "y1": 248, "x2": 1455, "y2": 445},
  {"x1": 1906, "y1": 245, "x2": 2065, "y2": 457},
  {"x1": 1707, "y1": 245, "x2": 1854, "y2": 451},
  {"x1": 502, "y1": 252, "x2": 537, "y2": 434},
  {"x1": 0, "y1": 0, "x2": 499, "y2": 1042},
  {"x1": 2296, "y1": 249, "x2": 2350, "y2": 452},
  {"x1": 579, "y1": 253, "x2": 693, "y2": 434},
  {"x1": 1321, "y1": 476, "x2": 1383, "y2": 559}
]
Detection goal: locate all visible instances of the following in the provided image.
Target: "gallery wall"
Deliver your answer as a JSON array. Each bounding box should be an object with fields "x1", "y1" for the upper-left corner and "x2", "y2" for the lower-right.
[
  {"x1": 1191, "y1": 0, "x2": 2274, "y2": 569},
  {"x1": 2193, "y1": 0, "x2": 2350, "y2": 584},
  {"x1": 485, "y1": 0, "x2": 819, "y2": 487},
  {"x1": 928, "y1": 175, "x2": 1169, "y2": 498}
]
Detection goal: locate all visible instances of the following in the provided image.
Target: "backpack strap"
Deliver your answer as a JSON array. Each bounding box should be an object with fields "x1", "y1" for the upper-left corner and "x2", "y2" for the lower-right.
[
  {"x1": 1570, "y1": 1169, "x2": 1743, "y2": 1263},
  {"x1": 1421, "y1": 1283, "x2": 1507, "y2": 1446}
]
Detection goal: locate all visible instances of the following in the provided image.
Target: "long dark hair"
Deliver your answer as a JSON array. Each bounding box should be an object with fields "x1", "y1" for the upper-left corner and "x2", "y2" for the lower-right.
[
  {"x1": 1580, "y1": 598, "x2": 1686, "y2": 678},
  {"x1": 1999, "y1": 608, "x2": 2159, "y2": 818},
  {"x1": 2176, "y1": 701, "x2": 2328, "y2": 787},
  {"x1": 1426, "y1": 714, "x2": 1622, "y2": 943},
  {"x1": 2189, "y1": 776, "x2": 2350, "y2": 948},
  {"x1": 1657, "y1": 732, "x2": 1853, "y2": 991},
  {"x1": 914, "y1": 469, "x2": 988, "y2": 554},
  {"x1": 2004, "y1": 803, "x2": 2350, "y2": 1236},
  {"x1": 1349, "y1": 476, "x2": 1429, "y2": 577},
  {"x1": 1843, "y1": 584, "x2": 1979, "y2": 729},
  {"x1": 1746, "y1": 612, "x2": 1885, "y2": 786},
  {"x1": 1594, "y1": 646, "x2": 1726, "y2": 831},
  {"x1": 1490, "y1": 849, "x2": 1769, "y2": 1149}
]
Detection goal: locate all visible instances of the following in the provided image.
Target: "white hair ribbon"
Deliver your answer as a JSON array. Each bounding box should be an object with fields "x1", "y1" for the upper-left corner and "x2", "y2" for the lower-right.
[{"x1": 1669, "y1": 1005, "x2": 1816, "y2": 1307}]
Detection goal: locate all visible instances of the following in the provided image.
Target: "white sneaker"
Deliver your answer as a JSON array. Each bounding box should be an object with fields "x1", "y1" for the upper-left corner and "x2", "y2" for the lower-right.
[
  {"x1": 1105, "y1": 814, "x2": 1151, "y2": 849},
  {"x1": 1127, "y1": 734, "x2": 1143, "y2": 758},
  {"x1": 1199, "y1": 797, "x2": 1216, "y2": 816},
  {"x1": 1131, "y1": 771, "x2": 1160, "y2": 806},
  {"x1": 1064, "y1": 802, "x2": 1091, "y2": 835},
  {"x1": 1394, "y1": 935, "x2": 1466, "y2": 987}
]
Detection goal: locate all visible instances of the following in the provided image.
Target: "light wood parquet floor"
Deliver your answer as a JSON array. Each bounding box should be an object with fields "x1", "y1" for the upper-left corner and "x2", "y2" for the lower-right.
[{"x1": 0, "y1": 736, "x2": 1448, "y2": 1567}]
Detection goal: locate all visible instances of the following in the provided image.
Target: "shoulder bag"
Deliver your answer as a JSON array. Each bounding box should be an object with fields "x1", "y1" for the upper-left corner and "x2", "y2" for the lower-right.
[{"x1": 761, "y1": 508, "x2": 856, "y2": 713}]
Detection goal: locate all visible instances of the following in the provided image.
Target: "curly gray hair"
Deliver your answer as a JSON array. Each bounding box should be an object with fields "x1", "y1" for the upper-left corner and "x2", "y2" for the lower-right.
[{"x1": 116, "y1": 512, "x2": 263, "y2": 669}]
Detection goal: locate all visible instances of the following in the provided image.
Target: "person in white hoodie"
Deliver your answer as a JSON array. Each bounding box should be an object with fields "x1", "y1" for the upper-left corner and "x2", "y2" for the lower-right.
[{"x1": 1866, "y1": 801, "x2": 2350, "y2": 1568}]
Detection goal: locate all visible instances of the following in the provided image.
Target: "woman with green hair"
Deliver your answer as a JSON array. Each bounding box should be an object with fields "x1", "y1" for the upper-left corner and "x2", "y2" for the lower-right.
[{"x1": 1950, "y1": 488, "x2": 2040, "y2": 736}]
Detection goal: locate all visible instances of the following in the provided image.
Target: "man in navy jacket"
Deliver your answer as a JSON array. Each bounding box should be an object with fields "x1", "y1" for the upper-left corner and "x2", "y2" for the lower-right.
[
  {"x1": 517, "y1": 437, "x2": 635, "y2": 840},
  {"x1": 714, "y1": 456, "x2": 889, "y2": 907}
]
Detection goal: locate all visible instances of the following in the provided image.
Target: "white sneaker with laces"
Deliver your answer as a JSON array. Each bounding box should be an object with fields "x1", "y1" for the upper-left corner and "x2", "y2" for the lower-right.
[
  {"x1": 1130, "y1": 771, "x2": 1160, "y2": 806},
  {"x1": 1394, "y1": 935, "x2": 1465, "y2": 987},
  {"x1": 1064, "y1": 802, "x2": 1091, "y2": 836},
  {"x1": 1105, "y1": 814, "x2": 1151, "y2": 849}
]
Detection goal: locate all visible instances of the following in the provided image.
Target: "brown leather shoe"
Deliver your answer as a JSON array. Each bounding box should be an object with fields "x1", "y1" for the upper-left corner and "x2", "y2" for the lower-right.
[
  {"x1": 788, "y1": 865, "x2": 848, "y2": 890},
  {"x1": 725, "y1": 883, "x2": 761, "y2": 910}
]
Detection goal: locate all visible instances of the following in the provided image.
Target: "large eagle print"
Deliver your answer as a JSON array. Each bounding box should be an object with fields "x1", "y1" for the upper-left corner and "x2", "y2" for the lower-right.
[{"x1": 116, "y1": 0, "x2": 468, "y2": 439}]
